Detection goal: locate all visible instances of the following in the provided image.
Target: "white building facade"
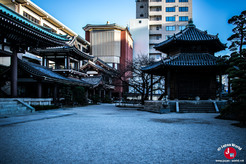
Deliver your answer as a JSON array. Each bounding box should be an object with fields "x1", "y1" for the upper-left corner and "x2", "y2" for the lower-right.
[
  {"x1": 130, "y1": 19, "x2": 149, "y2": 59},
  {"x1": 131, "y1": 0, "x2": 193, "y2": 61}
]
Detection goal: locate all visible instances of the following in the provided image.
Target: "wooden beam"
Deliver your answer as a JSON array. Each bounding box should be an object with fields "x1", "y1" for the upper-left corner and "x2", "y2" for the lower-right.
[
  {"x1": 151, "y1": 74, "x2": 153, "y2": 100},
  {"x1": 11, "y1": 48, "x2": 18, "y2": 97}
]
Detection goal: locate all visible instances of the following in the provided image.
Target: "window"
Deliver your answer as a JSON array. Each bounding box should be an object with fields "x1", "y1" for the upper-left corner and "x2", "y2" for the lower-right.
[
  {"x1": 179, "y1": 0, "x2": 188, "y2": 2},
  {"x1": 166, "y1": 7, "x2": 175, "y2": 12},
  {"x1": 166, "y1": 0, "x2": 175, "y2": 2},
  {"x1": 166, "y1": 26, "x2": 176, "y2": 31},
  {"x1": 179, "y1": 16, "x2": 188, "y2": 21},
  {"x1": 156, "y1": 35, "x2": 162, "y2": 40},
  {"x1": 179, "y1": 7, "x2": 188, "y2": 12},
  {"x1": 149, "y1": 53, "x2": 161, "y2": 60},
  {"x1": 140, "y1": 5, "x2": 144, "y2": 8},
  {"x1": 179, "y1": 25, "x2": 186, "y2": 30},
  {"x1": 156, "y1": 55, "x2": 161, "y2": 60},
  {"x1": 150, "y1": 25, "x2": 162, "y2": 30},
  {"x1": 23, "y1": 11, "x2": 40, "y2": 24},
  {"x1": 149, "y1": 44, "x2": 154, "y2": 49},
  {"x1": 139, "y1": 20, "x2": 142, "y2": 24},
  {"x1": 166, "y1": 16, "x2": 175, "y2": 21},
  {"x1": 150, "y1": 6, "x2": 162, "y2": 11},
  {"x1": 156, "y1": 26, "x2": 162, "y2": 30},
  {"x1": 140, "y1": 14, "x2": 144, "y2": 17},
  {"x1": 150, "y1": 16, "x2": 162, "y2": 21},
  {"x1": 150, "y1": 34, "x2": 162, "y2": 40}
]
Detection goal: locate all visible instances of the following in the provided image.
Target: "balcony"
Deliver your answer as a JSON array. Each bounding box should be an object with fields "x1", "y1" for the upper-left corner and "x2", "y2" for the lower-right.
[
  {"x1": 149, "y1": 11, "x2": 163, "y2": 16},
  {"x1": 149, "y1": 29, "x2": 162, "y2": 35},
  {"x1": 149, "y1": 16, "x2": 162, "y2": 22},
  {"x1": 150, "y1": 6, "x2": 162, "y2": 12},
  {"x1": 149, "y1": 0, "x2": 162, "y2": 6},
  {"x1": 149, "y1": 39, "x2": 163, "y2": 44}
]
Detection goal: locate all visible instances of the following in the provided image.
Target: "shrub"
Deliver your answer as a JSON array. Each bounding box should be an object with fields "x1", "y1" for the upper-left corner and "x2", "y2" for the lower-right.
[
  {"x1": 219, "y1": 102, "x2": 246, "y2": 124},
  {"x1": 102, "y1": 95, "x2": 112, "y2": 103},
  {"x1": 72, "y1": 86, "x2": 88, "y2": 105},
  {"x1": 91, "y1": 94, "x2": 100, "y2": 104}
]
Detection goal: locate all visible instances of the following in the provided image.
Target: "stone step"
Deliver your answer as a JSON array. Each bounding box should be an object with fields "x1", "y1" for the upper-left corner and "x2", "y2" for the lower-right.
[
  {"x1": 179, "y1": 102, "x2": 215, "y2": 113},
  {"x1": 0, "y1": 104, "x2": 23, "y2": 110},
  {"x1": 180, "y1": 110, "x2": 215, "y2": 113},
  {"x1": 0, "y1": 100, "x2": 31, "y2": 115},
  {"x1": 0, "y1": 107, "x2": 29, "y2": 115},
  {"x1": 180, "y1": 107, "x2": 214, "y2": 109},
  {"x1": 0, "y1": 101, "x2": 18, "y2": 105}
]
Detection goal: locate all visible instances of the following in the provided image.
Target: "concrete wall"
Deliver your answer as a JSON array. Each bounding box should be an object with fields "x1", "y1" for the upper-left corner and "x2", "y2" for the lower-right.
[
  {"x1": 130, "y1": 19, "x2": 149, "y2": 59},
  {"x1": 90, "y1": 30, "x2": 121, "y2": 64}
]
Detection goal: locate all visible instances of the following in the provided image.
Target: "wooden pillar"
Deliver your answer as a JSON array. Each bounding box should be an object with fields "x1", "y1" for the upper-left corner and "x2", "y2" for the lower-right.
[
  {"x1": 109, "y1": 90, "x2": 112, "y2": 99},
  {"x1": 54, "y1": 54, "x2": 58, "y2": 69},
  {"x1": 65, "y1": 56, "x2": 67, "y2": 69},
  {"x1": 67, "y1": 56, "x2": 70, "y2": 69},
  {"x1": 99, "y1": 88, "x2": 102, "y2": 98},
  {"x1": 93, "y1": 89, "x2": 96, "y2": 96},
  {"x1": 42, "y1": 56, "x2": 46, "y2": 66},
  {"x1": 78, "y1": 60, "x2": 81, "y2": 71},
  {"x1": 103, "y1": 89, "x2": 105, "y2": 99},
  {"x1": 167, "y1": 71, "x2": 171, "y2": 99},
  {"x1": 86, "y1": 89, "x2": 89, "y2": 99},
  {"x1": 53, "y1": 85, "x2": 58, "y2": 104},
  {"x1": 37, "y1": 82, "x2": 42, "y2": 98},
  {"x1": 219, "y1": 74, "x2": 222, "y2": 100},
  {"x1": 228, "y1": 77, "x2": 231, "y2": 94},
  {"x1": 11, "y1": 48, "x2": 18, "y2": 98},
  {"x1": 150, "y1": 74, "x2": 153, "y2": 100}
]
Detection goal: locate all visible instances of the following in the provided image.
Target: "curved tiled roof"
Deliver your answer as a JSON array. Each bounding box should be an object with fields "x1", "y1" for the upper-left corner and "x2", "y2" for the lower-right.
[
  {"x1": 155, "y1": 21, "x2": 226, "y2": 53},
  {"x1": 0, "y1": 3, "x2": 70, "y2": 44},
  {"x1": 18, "y1": 59, "x2": 91, "y2": 86},
  {"x1": 81, "y1": 61, "x2": 115, "y2": 75},
  {"x1": 142, "y1": 53, "x2": 227, "y2": 74},
  {"x1": 141, "y1": 60, "x2": 163, "y2": 71},
  {"x1": 37, "y1": 46, "x2": 93, "y2": 60},
  {"x1": 162, "y1": 53, "x2": 218, "y2": 66},
  {"x1": 81, "y1": 76, "x2": 102, "y2": 87},
  {"x1": 94, "y1": 57, "x2": 118, "y2": 72}
]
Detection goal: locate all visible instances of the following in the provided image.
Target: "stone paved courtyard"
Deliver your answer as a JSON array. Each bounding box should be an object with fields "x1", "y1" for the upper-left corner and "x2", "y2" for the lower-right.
[{"x1": 0, "y1": 104, "x2": 245, "y2": 163}]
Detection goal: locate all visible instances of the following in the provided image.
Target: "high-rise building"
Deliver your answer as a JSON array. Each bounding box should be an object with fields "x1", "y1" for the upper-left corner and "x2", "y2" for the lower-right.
[{"x1": 131, "y1": 0, "x2": 192, "y2": 60}]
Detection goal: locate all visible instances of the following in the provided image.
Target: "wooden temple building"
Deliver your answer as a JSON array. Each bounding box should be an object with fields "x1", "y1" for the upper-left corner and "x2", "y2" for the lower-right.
[
  {"x1": 142, "y1": 20, "x2": 227, "y2": 100},
  {"x1": 0, "y1": 3, "x2": 117, "y2": 109},
  {"x1": 80, "y1": 58, "x2": 117, "y2": 101},
  {"x1": 0, "y1": 3, "x2": 71, "y2": 98}
]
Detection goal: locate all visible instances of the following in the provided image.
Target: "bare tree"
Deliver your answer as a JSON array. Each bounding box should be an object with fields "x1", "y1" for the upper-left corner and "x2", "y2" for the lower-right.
[{"x1": 117, "y1": 54, "x2": 164, "y2": 104}]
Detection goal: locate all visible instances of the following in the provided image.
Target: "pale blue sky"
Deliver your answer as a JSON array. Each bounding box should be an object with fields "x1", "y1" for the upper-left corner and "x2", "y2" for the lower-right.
[{"x1": 32, "y1": 0, "x2": 246, "y2": 55}]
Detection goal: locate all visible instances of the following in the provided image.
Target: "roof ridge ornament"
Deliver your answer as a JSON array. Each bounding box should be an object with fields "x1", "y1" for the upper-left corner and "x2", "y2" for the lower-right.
[{"x1": 186, "y1": 18, "x2": 196, "y2": 28}]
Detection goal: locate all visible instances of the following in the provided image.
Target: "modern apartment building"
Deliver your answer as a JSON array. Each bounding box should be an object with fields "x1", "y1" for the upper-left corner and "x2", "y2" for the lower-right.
[{"x1": 131, "y1": 0, "x2": 192, "y2": 60}]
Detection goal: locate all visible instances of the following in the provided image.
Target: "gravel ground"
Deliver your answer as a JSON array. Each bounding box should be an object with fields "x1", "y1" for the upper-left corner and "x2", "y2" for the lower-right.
[{"x1": 0, "y1": 104, "x2": 245, "y2": 164}]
